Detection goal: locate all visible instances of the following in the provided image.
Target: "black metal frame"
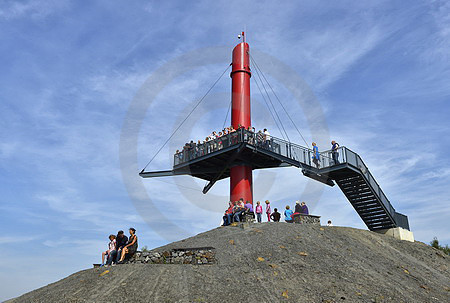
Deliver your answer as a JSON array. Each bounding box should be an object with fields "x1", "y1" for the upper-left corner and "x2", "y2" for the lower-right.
[{"x1": 140, "y1": 129, "x2": 410, "y2": 231}]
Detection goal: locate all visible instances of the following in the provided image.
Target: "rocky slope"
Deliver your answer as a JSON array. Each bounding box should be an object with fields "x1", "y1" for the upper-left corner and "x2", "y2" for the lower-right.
[{"x1": 7, "y1": 223, "x2": 450, "y2": 303}]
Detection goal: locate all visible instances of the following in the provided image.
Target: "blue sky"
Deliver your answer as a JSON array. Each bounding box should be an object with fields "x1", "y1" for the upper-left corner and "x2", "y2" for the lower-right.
[{"x1": 1, "y1": 0, "x2": 449, "y2": 300}]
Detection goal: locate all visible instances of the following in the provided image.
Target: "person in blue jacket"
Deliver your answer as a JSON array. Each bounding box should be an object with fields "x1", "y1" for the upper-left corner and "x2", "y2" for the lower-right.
[
  {"x1": 284, "y1": 205, "x2": 293, "y2": 223},
  {"x1": 312, "y1": 142, "x2": 320, "y2": 168}
]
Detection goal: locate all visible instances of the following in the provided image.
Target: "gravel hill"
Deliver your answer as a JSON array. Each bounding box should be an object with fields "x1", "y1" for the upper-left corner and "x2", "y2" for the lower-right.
[{"x1": 7, "y1": 223, "x2": 450, "y2": 303}]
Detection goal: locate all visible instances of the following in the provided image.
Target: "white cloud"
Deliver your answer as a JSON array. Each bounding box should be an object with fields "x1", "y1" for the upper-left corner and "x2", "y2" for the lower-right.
[{"x1": 0, "y1": 0, "x2": 70, "y2": 20}]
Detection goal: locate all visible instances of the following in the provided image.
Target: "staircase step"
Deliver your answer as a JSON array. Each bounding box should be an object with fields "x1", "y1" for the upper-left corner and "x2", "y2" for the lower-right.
[{"x1": 357, "y1": 209, "x2": 386, "y2": 216}]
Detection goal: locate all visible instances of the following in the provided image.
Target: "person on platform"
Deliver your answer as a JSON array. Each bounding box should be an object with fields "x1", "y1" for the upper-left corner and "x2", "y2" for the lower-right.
[
  {"x1": 101, "y1": 234, "x2": 116, "y2": 267},
  {"x1": 222, "y1": 201, "x2": 234, "y2": 226},
  {"x1": 255, "y1": 201, "x2": 263, "y2": 223},
  {"x1": 270, "y1": 208, "x2": 281, "y2": 222},
  {"x1": 113, "y1": 230, "x2": 128, "y2": 264},
  {"x1": 312, "y1": 142, "x2": 320, "y2": 168},
  {"x1": 284, "y1": 205, "x2": 293, "y2": 223},
  {"x1": 331, "y1": 140, "x2": 340, "y2": 164},
  {"x1": 300, "y1": 202, "x2": 309, "y2": 215},
  {"x1": 265, "y1": 200, "x2": 272, "y2": 222},
  {"x1": 263, "y1": 128, "x2": 271, "y2": 149},
  {"x1": 233, "y1": 198, "x2": 246, "y2": 222},
  {"x1": 118, "y1": 228, "x2": 138, "y2": 264},
  {"x1": 256, "y1": 130, "x2": 263, "y2": 146},
  {"x1": 327, "y1": 220, "x2": 333, "y2": 226}
]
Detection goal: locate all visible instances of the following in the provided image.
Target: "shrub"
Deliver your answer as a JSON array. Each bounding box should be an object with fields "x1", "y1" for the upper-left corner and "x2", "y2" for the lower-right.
[{"x1": 430, "y1": 237, "x2": 450, "y2": 255}]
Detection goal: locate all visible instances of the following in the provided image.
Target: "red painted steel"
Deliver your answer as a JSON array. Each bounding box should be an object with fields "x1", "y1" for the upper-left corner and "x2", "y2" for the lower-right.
[
  {"x1": 230, "y1": 36, "x2": 253, "y2": 204},
  {"x1": 230, "y1": 165, "x2": 253, "y2": 203},
  {"x1": 230, "y1": 41, "x2": 251, "y2": 129}
]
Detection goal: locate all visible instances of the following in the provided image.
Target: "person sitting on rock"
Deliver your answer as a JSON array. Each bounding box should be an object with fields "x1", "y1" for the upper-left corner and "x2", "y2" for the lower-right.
[
  {"x1": 244, "y1": 200, "x2": 253, "y2": 213},
  {"x1": 270, "y1": 208, "x2": 281, "y2": 222},
  {"x1": 233, "y1": 198, "x2": 246, "y2": 222},
  {"x1": 101, "y1": 234, "x2": 116, "y2": 267},
  {"x1": 113, "y1": 230, "x2": 128, "y2": 264},
  {"x1": 284, "y1": 205, "x2": 293, "y2": 223},
  {"x1": 300, "y1": 202, "x2": 309, "y2": 215},
  {"x1": 118, "y1": 228, "x2": 138, "y2": 264},
  {"x1": 222, "y1": 201, "x2": 234, "y2": 226}
]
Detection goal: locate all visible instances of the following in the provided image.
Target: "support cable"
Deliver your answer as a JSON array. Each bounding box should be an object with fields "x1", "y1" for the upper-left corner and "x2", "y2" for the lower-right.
[
  {"x1": 250, "y1": 54, "x2": 310, "y2": 147},
  {"x1": 222, "y1": 99, "x2": 232, "y2": 130},
  {"x1": 142, "y1": 63, "x2": 232, "y2": 171},
  {"x1": 252, "y1": 66, "x2": 286, "y2": 141},
  {"x1": 250, "y1": 56, "x2": 290, "y2": 142}
]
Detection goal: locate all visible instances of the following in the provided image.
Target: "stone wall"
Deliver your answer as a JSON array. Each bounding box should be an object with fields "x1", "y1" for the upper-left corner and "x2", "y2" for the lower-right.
[
  {"x1": 127, "y1": 247, "x2": 216, "y2": 265},
  {"x1": 292, "y1": 214, "x2": 321, "y2": 225}
]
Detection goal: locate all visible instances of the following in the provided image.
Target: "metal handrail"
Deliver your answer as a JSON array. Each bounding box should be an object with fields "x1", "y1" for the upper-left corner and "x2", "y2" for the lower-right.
[
  {"x1": 173, "y1": 128, "x2": 318, "y2": 166},
  {"x1": 319, "y1": 146, "x2": 397, "y2": 220}
]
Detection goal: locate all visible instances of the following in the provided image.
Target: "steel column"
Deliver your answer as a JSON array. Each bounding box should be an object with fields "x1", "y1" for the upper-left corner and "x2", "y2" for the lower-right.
[{"x1": 229, "y1": 36, "x2": 253, "y2": 203}]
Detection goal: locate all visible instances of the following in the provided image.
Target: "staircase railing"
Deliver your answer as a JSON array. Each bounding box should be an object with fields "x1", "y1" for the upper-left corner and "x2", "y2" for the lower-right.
[{"x1": 320, "y1": 147, "x2": 397, "y2": 221}]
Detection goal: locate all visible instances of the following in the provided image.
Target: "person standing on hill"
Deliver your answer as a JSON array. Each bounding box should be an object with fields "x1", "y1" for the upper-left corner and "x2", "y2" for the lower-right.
[
  {"x1": 300, "y1": 202, "x2": 309, "y2": 215},
  {"x1": 270, "y1": 208, "x2": 281, "y2": 222},
  {"x1": 255, "y1": 201, "x2": 263, "y2": 223},
  {"x1": 265, "y1": 200, "x2": 272, "y2": 222},
  {"x1": 294, "y1": 201, "x2": 302, "y2": 213}
]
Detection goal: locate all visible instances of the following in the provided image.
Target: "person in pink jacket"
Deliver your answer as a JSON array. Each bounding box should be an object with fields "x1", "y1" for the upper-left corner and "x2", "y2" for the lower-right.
[
  {"x1": 265, "y1": 200, "x2": 271, "y2": 222},
  {"x1": 255, "y1": 201, "x2": 263, "y2": 223}
]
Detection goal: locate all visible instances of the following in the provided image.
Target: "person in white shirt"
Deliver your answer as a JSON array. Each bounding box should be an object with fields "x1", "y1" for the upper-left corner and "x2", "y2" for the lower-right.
[
  {"x1": 101, "y1": 234, "x2": 116, "y2": 266},
  {"x1": 263, "y1": 128, "x2": 271, "y2": 149},
  {"x1": 327, "y1": 220, "x2": 333, "y2": 226}
]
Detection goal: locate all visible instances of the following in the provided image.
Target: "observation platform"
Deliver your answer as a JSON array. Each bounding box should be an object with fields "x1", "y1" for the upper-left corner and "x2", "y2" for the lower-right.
[{"x1": 140, "y1": 128, "x2": 410, "y2": 232}]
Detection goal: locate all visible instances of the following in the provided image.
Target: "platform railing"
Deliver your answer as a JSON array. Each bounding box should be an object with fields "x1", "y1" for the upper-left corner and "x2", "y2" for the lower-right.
[
  {"x1": 174, "y1": 129, "x2": 245, "y2": 166},
  {"x1": 173, "y1": 129, "x2": 318, "y2": 167}
]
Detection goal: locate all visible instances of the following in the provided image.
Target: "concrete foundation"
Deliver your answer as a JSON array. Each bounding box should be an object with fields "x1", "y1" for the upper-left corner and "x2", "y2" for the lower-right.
[{"x1": 375, "y1": 227, "x2": 414, "y2": 242}]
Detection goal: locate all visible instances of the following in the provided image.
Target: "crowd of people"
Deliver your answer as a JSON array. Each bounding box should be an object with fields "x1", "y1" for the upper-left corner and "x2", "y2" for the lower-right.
[
  {"x1": 175, "y1": 125, "x2": 271, "y2": 162},
  {"x1": 174, "y1": 125, "x2": 341, "y2": 171},
  {"x1": 222, "y1": 199, "x2": 311, "y2": 225},
  {"x1": 100, "y1": 228, "x2": 138, "y2": 267}
]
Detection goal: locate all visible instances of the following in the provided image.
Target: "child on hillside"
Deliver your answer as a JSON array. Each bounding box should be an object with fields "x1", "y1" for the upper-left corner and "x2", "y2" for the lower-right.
[
  {"x1": 101, "y1": 234, "x2": 116, "y2": 267},
  {"x1": 265, "y1": 200, "x2": 271, "y2": 222},
  {"x1": 255, "y1": 201, "x2": 263, "y2": 223}
]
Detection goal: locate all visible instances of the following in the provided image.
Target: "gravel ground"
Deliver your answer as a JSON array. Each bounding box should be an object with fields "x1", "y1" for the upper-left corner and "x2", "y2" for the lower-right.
[{"x1": 7, "y1": 223, "x2": 450, "y2": 303}]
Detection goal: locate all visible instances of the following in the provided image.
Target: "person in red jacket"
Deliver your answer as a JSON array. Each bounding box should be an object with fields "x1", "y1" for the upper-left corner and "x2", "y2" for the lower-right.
[{"x1": 222, "y1": 201, "x2": 234, "y2": 226}]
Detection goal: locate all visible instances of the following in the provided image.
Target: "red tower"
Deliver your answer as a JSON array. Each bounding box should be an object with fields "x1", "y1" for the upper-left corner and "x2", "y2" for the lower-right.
[{"x1": 229, "y1": 33, "x2": 253, "y2": 204}]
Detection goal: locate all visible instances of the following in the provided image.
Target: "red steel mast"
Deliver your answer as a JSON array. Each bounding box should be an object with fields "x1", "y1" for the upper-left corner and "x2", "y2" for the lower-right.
[{"x1": 230, "y1": 32, "x2": 253, "y2": 204}]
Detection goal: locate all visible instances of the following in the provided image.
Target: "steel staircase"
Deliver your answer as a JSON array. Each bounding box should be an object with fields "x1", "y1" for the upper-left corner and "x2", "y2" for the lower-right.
[{"x1": 317, "y1": 147, "x2": 410, "y2": 231}]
